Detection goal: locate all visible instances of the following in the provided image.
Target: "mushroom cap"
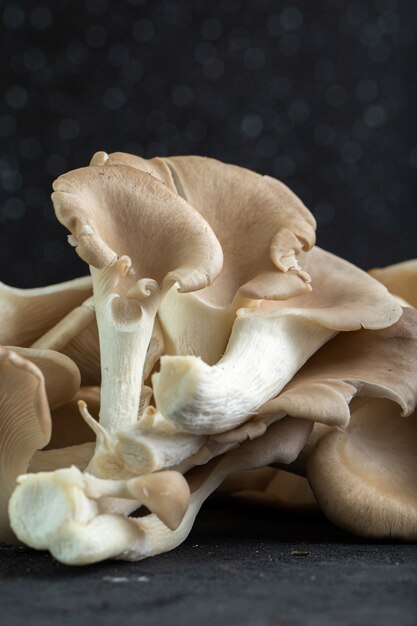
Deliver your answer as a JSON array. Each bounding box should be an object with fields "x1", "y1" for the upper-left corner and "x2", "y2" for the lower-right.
[
  {"x1": 164, "y1": 155, "x2": 316, "y2": 303},
  {"x1": 8, "y1": 347, "x2": 81, "y2": 411},
  {"x1": 307, "y1": 397, "x2": 417, "y2": 540},
  {"x1": 260, "y1": 307, "x2": 417, "y2": 427},
  {"x1": 99, "y1": 152, "x2": 316, "y2": 304},
  {"x1": 369, "y1": 259, "x2": 417, "y2": 308},
  {"x1": 0, "y1": 276, "x2": 92, "y2": 347},
  {"x1": 259, "y1": 246, "x2": 402, "y2": 331},
  {"x1": 0, "y1": 347, "x2": 51, "y2": 541},
  {"x1": 52, "y1": 164, "x2": 223, "y2": 293}
]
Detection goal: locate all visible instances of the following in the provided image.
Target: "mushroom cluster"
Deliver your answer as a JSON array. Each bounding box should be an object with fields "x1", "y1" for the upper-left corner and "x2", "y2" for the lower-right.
[{"x1": 3, "y1": 152, "x2": 417, "y2": 565}]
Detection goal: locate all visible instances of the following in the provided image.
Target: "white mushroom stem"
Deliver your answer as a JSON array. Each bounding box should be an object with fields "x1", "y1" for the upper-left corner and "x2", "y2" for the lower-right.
[
  {"x1": 154, "y1": 310, "x2": 334, "y2": 434},
  {"x1": 30, "y1": 296, "x2": 95, "y2": 351},
  {"x1": 9, "y1": 418, "x2": 310, "y2": 564},
  {"x1": 79, "y1": 402, "x2": 205, "y2": 478},
  {"x1": 9, "y1": 466, "x2": 190, "y2": 564},
  {"x1": 92, "y1": 257, "x2": 161, "y2": 433}
]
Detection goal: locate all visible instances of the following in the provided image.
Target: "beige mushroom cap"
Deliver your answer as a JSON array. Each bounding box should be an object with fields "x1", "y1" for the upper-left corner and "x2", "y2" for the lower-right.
[
  {"x1": 9, "y1": 347, "x2": 81, "y2": 411},
  {"x1": 260, "y1": 307, "x2": 417, "y2": 428},
  {"x1": 307, "y1": 397, "x2": 417, "y2": 540},
  {"x1": 0, "y1": 276, "x2": 92, "y2": 347},
  {"x1": 99, "y1": 152, "x2": 316, "y2": 303},
  {"x1": 0, "y1": 348, "x2": 51, "y2": 541},
  {"x1": 52, "y1": 164, "x2": 223, "y2": 292},
  {"x1": 260, "y1": 246, "x2": 402, "y2": 331},
  {"x1": 369, "y1": 259, "x2": 417, "y2": 308}
]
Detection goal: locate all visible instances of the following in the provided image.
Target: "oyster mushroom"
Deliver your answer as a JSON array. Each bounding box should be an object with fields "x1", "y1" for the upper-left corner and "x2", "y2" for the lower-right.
[
  {"x1": 222, "y1": 468, "x2": 319, "y2": 514},
  {"x1": 0, "y1": 276, "x2": 92, "y2": 347},
  {"x1": 51, "y1": 163, "x2": 222, "y2": 476},
  {"x1": 154, "y1": 247, "x2": 402, "y2": 434}
]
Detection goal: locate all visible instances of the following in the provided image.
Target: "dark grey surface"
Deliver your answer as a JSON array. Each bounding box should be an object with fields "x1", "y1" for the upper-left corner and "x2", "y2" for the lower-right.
[{"x1": 1, "y1": 501, "x2": 416, "y2": 626}]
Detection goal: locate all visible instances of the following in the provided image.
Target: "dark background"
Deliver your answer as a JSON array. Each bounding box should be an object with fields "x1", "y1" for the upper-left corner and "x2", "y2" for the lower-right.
[{"x1": 0, "y1": 0, "x2": 416, "y2": 288}]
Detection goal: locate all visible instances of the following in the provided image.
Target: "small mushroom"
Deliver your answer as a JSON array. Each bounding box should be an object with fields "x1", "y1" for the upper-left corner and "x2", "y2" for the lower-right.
[{"x1": 0, "y1": 276, "x2": 92, "y2": 347}]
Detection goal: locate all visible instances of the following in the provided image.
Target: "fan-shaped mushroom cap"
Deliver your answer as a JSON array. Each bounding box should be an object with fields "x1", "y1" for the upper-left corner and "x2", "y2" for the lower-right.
[
  {"x1": 0, "y1": 276, "x2": 92, "y2": 347},
  {"x1": 98, "y1": 152, "x2": 316, "y2": 364},
  {"x1": 0, "y1": 348, "x2": 51, "y2": 541},
  {"x1": 155, "y1": 247, "x2": 402, "y2": 434},
  {"x1": 307, "y1": 397, "x2": 417, "y2": 539},
  {"x1": 52, "y1": 163, "x2": 222, "y2": 290},
  {"x1": 369, "y1": 259, "x2": 417, "y2": 308},
  {"x1": 260, "y1": 307, "x2": 417, "y2": 428},
  {"x1": 9, "y1": 347, "x2": 81, "y2": 410}
]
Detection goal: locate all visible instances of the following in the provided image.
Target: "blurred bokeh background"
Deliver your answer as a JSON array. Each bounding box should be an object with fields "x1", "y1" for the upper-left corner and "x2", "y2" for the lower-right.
[{"x1": 0, "y1": 0, "x2": 416, "y2": 287}]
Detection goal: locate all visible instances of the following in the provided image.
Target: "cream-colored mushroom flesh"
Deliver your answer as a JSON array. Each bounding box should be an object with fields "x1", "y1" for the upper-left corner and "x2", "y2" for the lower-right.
[
  {"x1": 51, "y1": 163, "x2": 223, "y2": 438},
  {"x1": 0, "y1": 348, "x2": 51, "y2": 541},
  {"x1": 9, "y1": 417, "x2": 310, "y2": 564},
  {"x1": 308, "y1": 397, "x2": 417, "y2": 539},
  {"x1": 154, "y1": 247, "x2": 402, "y2": 434},
  {"x1": 260, "y1": 307, "x2": 417, "y2": 428},
  {"x1": 0, "y1": 276, "x2": 92, "y2": 347},
  {"x1": 369, "y1": 259, "x2": 417, "y2": 308}
]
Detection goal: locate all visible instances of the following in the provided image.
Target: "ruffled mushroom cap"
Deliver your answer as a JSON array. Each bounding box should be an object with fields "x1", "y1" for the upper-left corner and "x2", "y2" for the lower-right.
[
  {"x1": 52, "y1": 164, "x2": 222, "y2": 290},
  {"x1": 260, "y1": 307, "x2": 417, "y2": 429},
  {"x1": 9, "y1": 347, "x2": 81, "y2": 410},
  {"x1": 307, "y1": 397, "x2": 417, "y2": 539},
  {"x1": 154, "y1": 247, "x2": 402, "y2": 434},
  {"x1": 0, "y1": 348, "x2": 51, "y2": 541},
  {"x1": 369, "y1": 259, "x2": 417, "y2": 308},
  {"x1": 0, "y1": 276, "x2": 92, "y2": 347},
  {"x1": 97, "y1": 152, "x2": 316, "y2": 364}
]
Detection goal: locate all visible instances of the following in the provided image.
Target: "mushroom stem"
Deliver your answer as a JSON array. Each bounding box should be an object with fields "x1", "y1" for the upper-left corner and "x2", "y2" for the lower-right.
[
  {"x1": 9, "y1": 466, "x2": 190, "y2": 564},
  {"x1": 9, "y1": 418, "x2": 309, "y2": 564},
  {"x1": 154, "y1": 310, "x2": 334, "y2": 434},
  {"x1": 92, "y1": 259, "x2": 161, "y2": 433},
  {"x1": 30, "y1": 297, "x2": 95, "y2": 351}
]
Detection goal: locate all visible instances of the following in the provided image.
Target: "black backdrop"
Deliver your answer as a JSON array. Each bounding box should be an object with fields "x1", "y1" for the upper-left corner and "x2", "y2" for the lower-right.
[{"x1": 1, "y1": 0, "x2": 416, "y2": 288}]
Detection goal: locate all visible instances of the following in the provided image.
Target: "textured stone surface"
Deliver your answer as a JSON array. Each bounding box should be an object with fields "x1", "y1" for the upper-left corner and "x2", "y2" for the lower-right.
[{"x1": 1, "y1": 501, "x2": 416, "y2": 626}]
